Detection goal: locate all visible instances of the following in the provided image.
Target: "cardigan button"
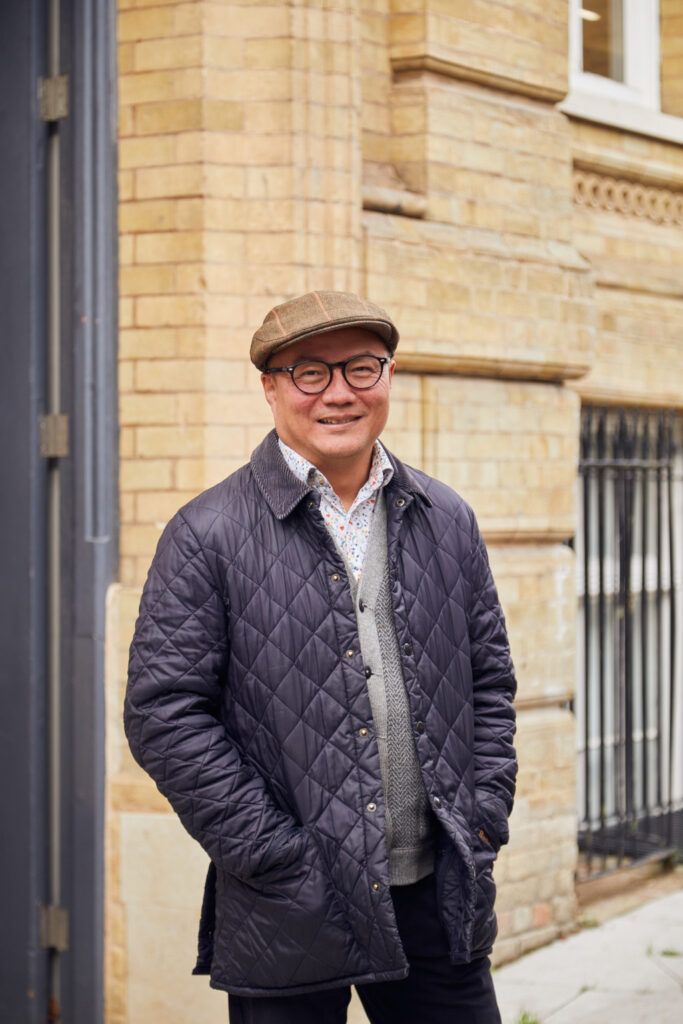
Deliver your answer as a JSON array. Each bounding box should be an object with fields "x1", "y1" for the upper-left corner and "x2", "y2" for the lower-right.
[
  {"x1": 364, "y1": 666, "x2": 373, "y2": 679},
  {"x1": 358, "y1": 598, "x2": 366, "y2": 612}
]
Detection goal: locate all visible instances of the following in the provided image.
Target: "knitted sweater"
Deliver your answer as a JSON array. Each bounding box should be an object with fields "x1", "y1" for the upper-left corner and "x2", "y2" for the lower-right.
[{"x1": 341, "y1": 491, "x2": 436, "y2": 885}]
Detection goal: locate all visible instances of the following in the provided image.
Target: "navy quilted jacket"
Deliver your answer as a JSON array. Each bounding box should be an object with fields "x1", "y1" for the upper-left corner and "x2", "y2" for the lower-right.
[{"x1": 124, "y1": 430, "x2": 517, "y2": 997}]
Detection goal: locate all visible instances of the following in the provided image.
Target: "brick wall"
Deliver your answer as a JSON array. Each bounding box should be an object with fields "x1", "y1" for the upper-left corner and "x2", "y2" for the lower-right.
[
  {"x1": 107, "y1": 1, "x2": 683, "y2": 1020},
  {"x1": 661, "y1": 0, "x2": 683, "y2": 117}
]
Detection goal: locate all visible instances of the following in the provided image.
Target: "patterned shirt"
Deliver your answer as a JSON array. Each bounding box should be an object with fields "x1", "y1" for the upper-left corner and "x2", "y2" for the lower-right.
[{"x1": 279, "y1": 438, "x2": 394, "y2": 581}]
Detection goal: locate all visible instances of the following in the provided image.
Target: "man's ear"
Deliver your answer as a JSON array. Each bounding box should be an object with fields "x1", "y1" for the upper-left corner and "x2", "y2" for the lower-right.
[{"x1": 261, "y1": 371, "x2": 277, "y2": 410}]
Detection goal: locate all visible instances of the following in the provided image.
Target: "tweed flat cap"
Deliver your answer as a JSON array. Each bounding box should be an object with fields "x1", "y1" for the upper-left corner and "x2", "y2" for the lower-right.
[{"x1": 250, "y1": 290, "x2": 399, "y2": 370}]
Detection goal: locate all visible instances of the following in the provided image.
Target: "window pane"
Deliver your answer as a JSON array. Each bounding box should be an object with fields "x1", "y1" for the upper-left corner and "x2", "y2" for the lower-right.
[{"x1": 581, "y1": 1, "x2": 624, "y2": 82}]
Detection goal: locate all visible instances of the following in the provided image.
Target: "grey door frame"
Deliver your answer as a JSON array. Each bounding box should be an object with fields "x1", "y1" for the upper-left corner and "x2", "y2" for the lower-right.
[{"x1": 0, "y1": 1, "x2": 118, "y2": 1021}]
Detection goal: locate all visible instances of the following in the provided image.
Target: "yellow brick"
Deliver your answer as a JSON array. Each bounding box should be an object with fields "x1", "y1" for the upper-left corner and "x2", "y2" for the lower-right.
[
  {"x1": 135, "y1": 164, "x2": 204, "y2": 199},
  {"x1": 120, "y1": 392, "x2": 180, "y2": 427},
  {"x1": 117, "y1": 169, "x2": 134, "y2": 201},
  {"x1": 135, "y1": 358, "x2": 206, "y2": 392},
  {"x1": 117, "y1": 8, "x2": 176, "y2": 44},
  {"x1": 119, "y1": 135, "x2": 177, "y2": 169},
  {"x1": 119, "y1": 328, "x2": 177, "y2": 360},
  {"x1": 206, "y1": 5, "x2": 290, "y2": 39},
  {"x1": 203, "y1": 100, "x2": 245, "y2": 131},
  {"x1": 118, "y1": 42, "x2": 134, "y2": 75},
  {"x1": 202, "y1": 166, "x2": 245, "y2": 200},
  {"x1": 136, "y1": 295, "x2": 205, "y2": 327},
  {"x1": 119, "y1": 297, "x2": 134, "y2": 329},
  {"x1": 119, "y1": 70, "x2": 178, "y2": 105},
  {"x1": 203, "y1": 232, "x2": 245, "y2": 263},
  {"x1": 120, "y1": 459, "x2": 173, "y2": 491},
  {"x1": 174, "y1": 458, "x2": 206, "y2": 491},
  {"x1": 119, "y1": 265, "x2": 176, "y2": 295},
  {"x1": 136, "y1": 491, "x2": 196, "y2": 523},
  {"x1": 205, "y1": 295, "x2": 247, "y2": 328},
  {"x1": 135, "y1": 99, "x2": 243, "y2": 135},
  {"x1": 176, "y1": 328, "x2": 212, "y2": 358},
  {"x1": 118, "y1": 359, "x2": 134, "y2": 393},
  {"x1": 176, "y1": 262, "x2": 248, "y2": 295},
  {"x1": 136, "y1": 425, "x2": 206, "y2": 458},
  {"x1": 244, "y1": 101, "x2": 292, "y2": 134},
  {"x1": 135, "y1": 99, "x2": 202, "y2": 134},
  {"x1": 118, "y1": 104, "x2": 134, "y2": 137},
  {"x1": 202, "y1": 39, "x2": 248, "y2": 73},
  {"x1": 205, "y1": 425, "x2": 248, "y2": 457},
  {"x1": 119, "y1": 427, "x2": 135, "y2": 459},
  {"x1": 133, "y1": 36, "x2": 203, "y2": 72},
  {"x1": 118, "y1": 200, "x2": 175, "y2": 233},
  {"x1": 174, "y1": 198, "x2": 204, "y2": 229},
  {"x1": 118, "y1": 235, "x2": 134, "y2": 266},
  {"x1": 135, "y1": 230, "x2": 203, "y2": 263},
  {"x1": 119, "y1": 524, "x2": 164, "y2": 556}
]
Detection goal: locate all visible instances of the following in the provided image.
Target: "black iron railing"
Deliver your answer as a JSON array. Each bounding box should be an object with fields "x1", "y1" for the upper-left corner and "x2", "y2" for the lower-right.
[{"x1": 576, "y1": 407, "x2": 682, "y2": 876}]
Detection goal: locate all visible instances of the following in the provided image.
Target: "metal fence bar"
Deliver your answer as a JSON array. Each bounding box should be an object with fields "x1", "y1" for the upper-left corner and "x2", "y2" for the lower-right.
[
  {"x1": 578, "y1": 406, "x2": 681, "y2": 877},
  {"x1": 667, "y1": 414, "x2": 677, "y2": 845}
]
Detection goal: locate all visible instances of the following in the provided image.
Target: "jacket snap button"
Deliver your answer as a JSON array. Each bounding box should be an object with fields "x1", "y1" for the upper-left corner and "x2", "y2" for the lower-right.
[
  {"x1": 346, "y1": 649, "x2": 355, "y2": 658},
  {"x1": 403, "y1": 643, "x2": 412, "y2": 655},
  {"x1": 331, "y1": 573, "x2": 340, "y2": 582},
  {"x1": 433, "y1": 796, "x2": 442, "y2": 809},
  {"x1": 395, "y1": 498, "x2": 405, "y2": 507},
  {"x1": 367, "y1": 802, "x2": 377, "y2": 812},
  {"x1": 371, "y1": 882, "x2": 380, "y2": 892},
  {"x1": 307, "y1": 500, "x2": 314, "y2": 509},
  {"x1": 416, "y1": 721, "x2": 425, "y2": 734},
  {"x1": 359, "y1": 727, "x2": 368, "y2": 737}
]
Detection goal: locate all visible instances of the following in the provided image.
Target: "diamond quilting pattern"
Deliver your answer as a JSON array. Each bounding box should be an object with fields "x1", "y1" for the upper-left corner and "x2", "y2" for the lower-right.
[{"x1": 124, "y1": 430, "x2": 516, "y2": 996}]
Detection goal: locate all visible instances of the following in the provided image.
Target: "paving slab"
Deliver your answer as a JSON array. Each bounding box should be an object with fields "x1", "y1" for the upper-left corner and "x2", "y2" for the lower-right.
[{"x1": 493, "y1": 889, "x2": 683, "y2": 1024}]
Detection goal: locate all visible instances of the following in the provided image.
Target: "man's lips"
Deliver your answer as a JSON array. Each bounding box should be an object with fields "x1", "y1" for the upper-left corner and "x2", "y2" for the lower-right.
[{"x1": 316, "y1": 415, "x2": 361, "y2": 425}]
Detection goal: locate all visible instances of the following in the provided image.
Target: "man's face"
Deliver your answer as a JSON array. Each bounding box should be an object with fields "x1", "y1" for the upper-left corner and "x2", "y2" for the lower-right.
[{"x1": 261, "y1": 327, "x2": 395, "y2": 474}]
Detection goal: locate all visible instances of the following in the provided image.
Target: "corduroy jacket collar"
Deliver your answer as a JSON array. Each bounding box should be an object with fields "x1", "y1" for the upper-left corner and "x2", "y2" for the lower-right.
[{"x1": 250, "y1": 429, "x2": 431, "y2": 521}]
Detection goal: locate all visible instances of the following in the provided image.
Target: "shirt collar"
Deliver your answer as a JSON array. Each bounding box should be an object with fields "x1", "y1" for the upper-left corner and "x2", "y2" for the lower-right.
[{"x1": 278, "y1": 437, "x2": 394, "y2": 498}]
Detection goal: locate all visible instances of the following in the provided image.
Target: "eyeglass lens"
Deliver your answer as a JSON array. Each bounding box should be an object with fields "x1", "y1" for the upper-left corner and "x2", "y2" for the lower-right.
[{"x1": 292, "y1": 356, "x2": 384, "y2": 393}]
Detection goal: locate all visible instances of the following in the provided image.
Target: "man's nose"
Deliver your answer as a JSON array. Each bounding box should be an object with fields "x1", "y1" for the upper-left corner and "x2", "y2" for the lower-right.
[{"x1": 321, "y1": 365, "x2": 355, "y2": 400}]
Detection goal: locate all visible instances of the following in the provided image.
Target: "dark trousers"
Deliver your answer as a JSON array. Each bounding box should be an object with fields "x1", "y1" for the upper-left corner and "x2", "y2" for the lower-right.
[{"x1": 228, "y1": 874, "x2": 501, "y2": 1024}]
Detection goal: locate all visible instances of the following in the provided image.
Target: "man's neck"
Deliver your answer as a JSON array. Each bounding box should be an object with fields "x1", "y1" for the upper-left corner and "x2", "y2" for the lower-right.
[{"x1": 320, "y1": 454, "x2": 374, "y2": 511}]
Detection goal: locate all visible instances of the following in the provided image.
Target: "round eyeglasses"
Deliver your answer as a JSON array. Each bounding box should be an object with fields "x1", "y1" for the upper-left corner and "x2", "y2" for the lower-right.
[{"x1": 263, "y1": 355, "x2": 390, "y2": 395}]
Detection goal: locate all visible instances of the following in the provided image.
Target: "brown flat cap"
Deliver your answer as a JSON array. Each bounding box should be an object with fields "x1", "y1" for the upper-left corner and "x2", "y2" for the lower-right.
[{"x1": 250, "y1": 290, "x2": 399, "y2": 370}]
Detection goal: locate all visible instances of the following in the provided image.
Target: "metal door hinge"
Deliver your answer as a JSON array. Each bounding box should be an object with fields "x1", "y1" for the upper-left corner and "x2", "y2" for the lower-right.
[
  {"x1": 40, "y1": 904, "x2": 69, "y2": 952},
  {"x1": 40, "y1": 414, "x2": 69, "y2": 458},
  {"x1": 39, "y1": 75, "x2": 69, "y2": 121}
]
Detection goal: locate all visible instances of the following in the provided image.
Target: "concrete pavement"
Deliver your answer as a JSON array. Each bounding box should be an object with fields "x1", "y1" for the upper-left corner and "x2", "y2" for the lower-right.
[{"x1": 492, "y1": 888, "x2": 683, "y2": 1023}]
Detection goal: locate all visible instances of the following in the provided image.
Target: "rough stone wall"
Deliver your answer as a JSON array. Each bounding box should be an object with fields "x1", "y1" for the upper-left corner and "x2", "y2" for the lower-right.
[{"x1": 107, "y1": 0, "x2": 683, "y2": 1019}]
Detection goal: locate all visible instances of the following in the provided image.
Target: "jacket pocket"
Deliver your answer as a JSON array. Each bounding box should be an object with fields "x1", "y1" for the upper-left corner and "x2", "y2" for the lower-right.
[
  {"x1": 470, "y1": 826, "x2": 498, "y2": 955},
  {"x1": 212, "y1": 827, "x2": 360, "y2": 991}
]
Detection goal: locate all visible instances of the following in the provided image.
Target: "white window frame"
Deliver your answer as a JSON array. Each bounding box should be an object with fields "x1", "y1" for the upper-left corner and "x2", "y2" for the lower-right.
[
  {"x1": 562, "y1": 0, "x2": 683, "y2": 145},
  {"x1": 568, "y1": 0, "x2": 660, "y2": 109}
]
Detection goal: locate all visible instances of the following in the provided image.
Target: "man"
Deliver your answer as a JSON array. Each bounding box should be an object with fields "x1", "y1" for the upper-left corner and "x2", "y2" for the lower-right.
[{"x1": 125, "y1": 290, "x2": 517, "y2": 1023}]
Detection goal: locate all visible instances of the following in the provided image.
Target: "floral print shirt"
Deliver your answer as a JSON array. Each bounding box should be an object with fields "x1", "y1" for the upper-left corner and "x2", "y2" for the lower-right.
[{"x1": 278, "y1": 438, "x2": 394, "y2": 581}]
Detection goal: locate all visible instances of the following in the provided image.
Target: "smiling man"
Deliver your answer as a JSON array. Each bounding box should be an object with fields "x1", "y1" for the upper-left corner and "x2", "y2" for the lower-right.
[{"x1": 125, "y1": 291, "x2": 517, "y2": 1024}]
